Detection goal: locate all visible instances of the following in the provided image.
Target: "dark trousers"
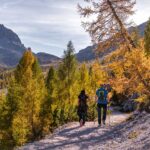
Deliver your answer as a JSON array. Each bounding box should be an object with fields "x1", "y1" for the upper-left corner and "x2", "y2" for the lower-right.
[
  {"x1": 97, "y1": 104, "x2": 107, "y2": 125},
  {"x1": 77, "y1": 106, "x2": 87, "y2": 125},
  {"x1": 78, "y1": 112, "x2": 86, "y2": 125}
]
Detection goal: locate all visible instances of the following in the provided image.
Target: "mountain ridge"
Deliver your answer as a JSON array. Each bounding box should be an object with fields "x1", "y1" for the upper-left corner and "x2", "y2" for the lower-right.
[
  {"x1": 76, "y1": 21, "x2": 147, "y2": 62},
  {"x1": 0, "y1": 21, "x2": 148, "y2": 67},
  {"x1": 0, "y1": 24, "x2": 60, "y2": 67}
]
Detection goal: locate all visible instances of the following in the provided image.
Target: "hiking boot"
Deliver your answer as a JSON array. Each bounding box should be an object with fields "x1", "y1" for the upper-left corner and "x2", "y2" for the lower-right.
[
  {"x1": 98, "y1": 124, "x2": 101, "y2": 127},
  {"x1": 103, "y1": 120, "x2": 106, "y2": 125},
  {"x1": 80, "y1": 119, "x2": 83, "y2": 127}
]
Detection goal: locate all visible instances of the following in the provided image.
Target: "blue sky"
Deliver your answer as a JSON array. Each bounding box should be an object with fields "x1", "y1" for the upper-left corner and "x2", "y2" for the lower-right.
[{"x1": 0, "y1": 0, "x2": 150, "y2": 57}]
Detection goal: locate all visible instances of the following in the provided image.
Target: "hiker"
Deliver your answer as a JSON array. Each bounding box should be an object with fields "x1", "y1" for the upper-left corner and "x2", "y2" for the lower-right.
[
  {"x1": 96, "y1": 84, "x2": 110, "y2": 126},
  {"x1": 77, "y1": 90, "x2": 88, "y2": 126}
]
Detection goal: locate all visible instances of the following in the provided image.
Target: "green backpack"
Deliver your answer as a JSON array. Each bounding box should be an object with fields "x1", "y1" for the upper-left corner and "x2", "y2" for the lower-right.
[{"x1": 98, "y1": 90, "x2": 105, "y2": 101}]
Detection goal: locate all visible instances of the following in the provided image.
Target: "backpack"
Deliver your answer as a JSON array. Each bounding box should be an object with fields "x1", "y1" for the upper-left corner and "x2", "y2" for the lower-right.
[
  {"x1": 78, "y1": 94, "x2": 88, "y2": 114},
  {"x1": 78, "y1": 94, "x2": 87, "y2": 106},
  {"x1": 97, "y1": 89, "x2": 105, "y2": 101}
]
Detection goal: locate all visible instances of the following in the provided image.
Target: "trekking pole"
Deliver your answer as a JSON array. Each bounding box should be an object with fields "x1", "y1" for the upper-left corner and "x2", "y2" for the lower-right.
[
  {"x1": 93, "y1": 103, "x2": 95, "y2": 125},
  {"x1": 105, "y1": 84, "x2": 112, "y2": 127},
  {"x1": 94, "y1": 96, "x2": 97, "y2": 125},
  {"x1": 108, "y1": 104, "x2": 110, "y2": 126},
  {"x1": 108, "y1": 102, "x2": 111, "y2": 127},
  {"x1": 94, "y1": 103, "x2": 97, "y2": 125}
]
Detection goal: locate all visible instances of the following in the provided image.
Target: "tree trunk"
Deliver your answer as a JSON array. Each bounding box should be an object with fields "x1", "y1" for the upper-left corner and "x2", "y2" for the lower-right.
[{"x1": 107, "y1": 0, "x2": 136, "y2": 49}]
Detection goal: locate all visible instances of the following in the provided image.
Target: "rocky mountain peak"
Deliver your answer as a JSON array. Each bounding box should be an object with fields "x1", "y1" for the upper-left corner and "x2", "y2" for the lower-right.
[
  {"x1": 0, "y1": 25, "x2": 61, "y2": 67},
  {"x1": 0, "y1": 24, "x2": 25, "y2": 51}
]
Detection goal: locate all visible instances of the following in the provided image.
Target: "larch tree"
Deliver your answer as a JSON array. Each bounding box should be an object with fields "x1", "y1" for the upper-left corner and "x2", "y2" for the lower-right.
[
  {"x1": 40, "y1": 66, "x2": 57, "y2": 133},
  {"x1": 46, "y1": 66, "x2": 57, "y2": 97},
  {"x1": 78, "y1": 0, "x2": 150, "y2": 108},
  {"x1": 79, "y1": 63, "x2": 90, "y2": 92},
  {"x1": 5, "y1": 49, "x2": 46, "y2": 145},
  {"x1": 78, "y1": 0, "x2": 136, "y2": 51}
]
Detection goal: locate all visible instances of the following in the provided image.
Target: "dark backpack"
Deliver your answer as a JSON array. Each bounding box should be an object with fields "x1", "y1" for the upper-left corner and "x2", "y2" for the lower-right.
[
  {"x1": 78, "y1": 94, "x2": 87, "y2": 106},
  {"x1": 78, "y1": 94, "x2": 88, "y2": 114}
]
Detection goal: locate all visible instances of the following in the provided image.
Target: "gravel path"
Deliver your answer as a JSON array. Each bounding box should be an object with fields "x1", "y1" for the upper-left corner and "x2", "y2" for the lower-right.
[{"x1": 18, "y1": 110, "x2": 150, "y2": 150}]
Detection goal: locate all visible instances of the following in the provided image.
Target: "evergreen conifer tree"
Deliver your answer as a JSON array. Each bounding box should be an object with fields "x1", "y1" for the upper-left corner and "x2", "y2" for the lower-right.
[
  {"x1": 59, "y1": 41, "x2": 77, "y2": 104},
  {"x1": 57, "y1": 41, "x2": 78, "y2": 121}
]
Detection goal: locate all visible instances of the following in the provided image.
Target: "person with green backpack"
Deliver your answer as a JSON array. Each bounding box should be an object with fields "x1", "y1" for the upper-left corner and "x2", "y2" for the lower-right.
[{"x1": 96, "y1": 84, "x2": 111, "y2": 127}]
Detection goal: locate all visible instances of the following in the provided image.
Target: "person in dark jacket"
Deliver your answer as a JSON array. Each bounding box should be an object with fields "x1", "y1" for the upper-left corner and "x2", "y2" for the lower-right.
[{"x1": 77, "y1": 90, "x2": 88, "y2": 126}]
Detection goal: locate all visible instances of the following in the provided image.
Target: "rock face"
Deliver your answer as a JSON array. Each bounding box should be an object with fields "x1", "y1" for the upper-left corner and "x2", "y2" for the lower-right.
[
  {"x1": 120, "y1": 93, "x2": 139, "y2": 112},
  {"x1": 76, "y1": 46, "x2": 96, "y2": 62},
  {"x1": 0, "y1": 24, "x2": 60, "y2": 67},
  {"x1": 111, "y1": 92, "x2": 139, "y2": 113},
  {"x1": 76, "y1": 45, "x2": 116, "y2": 62},
  {"x1": 0, "y1": 24, "x2": 26, "y2": 67},
  {"x1": 137, "y1": 21, "x2": 147, "y2": 36},
  {"x1": 121, "y1": 99, "x2": 138, "y2": 112}
]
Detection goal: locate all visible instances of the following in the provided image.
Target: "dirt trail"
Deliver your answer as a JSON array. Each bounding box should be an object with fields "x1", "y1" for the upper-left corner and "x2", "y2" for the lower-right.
[{"x1": 18, "y1": 109, "x2": 131, "y2": 150}]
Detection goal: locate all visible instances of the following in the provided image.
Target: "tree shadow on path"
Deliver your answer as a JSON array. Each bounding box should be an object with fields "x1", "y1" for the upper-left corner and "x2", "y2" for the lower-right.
[{"x1": 42, "y1": 120, "x2": 135, "y2": 150}]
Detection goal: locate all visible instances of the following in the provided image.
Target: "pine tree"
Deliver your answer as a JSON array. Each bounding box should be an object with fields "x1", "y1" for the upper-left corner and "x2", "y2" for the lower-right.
[
  {"x1": 60, "y1": 41, "x2": 77, "y2": 104},
  {"x1": 144, "y1": 18, "x2": 150, "y2": 57},
  {"x1": 57, "y1": 41, "x2": 78, "y2": 121}
]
